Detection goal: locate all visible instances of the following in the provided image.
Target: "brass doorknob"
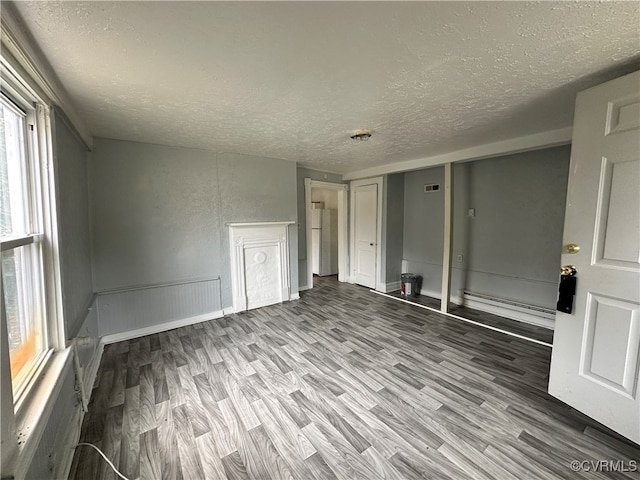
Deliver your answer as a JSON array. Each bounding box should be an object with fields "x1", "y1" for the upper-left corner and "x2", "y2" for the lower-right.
[{"x1": 565, "y1": 243, "x2": 580, "y2": 254}]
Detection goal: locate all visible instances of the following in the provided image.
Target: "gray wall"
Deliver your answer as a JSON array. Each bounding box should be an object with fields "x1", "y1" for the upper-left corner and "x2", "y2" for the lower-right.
[
  {"x1": 90, "y1": 139, "x2": 221, "y2": 291},
  {"x1": 402, "y1": 145, "x2": 570, "y2": 309},
  {"x1": 461, "y1": 146, "x2": 570, "y2": 307},
  {"x1": 28, "y1": 110, "x2": 95, "y2": 479},
  {"x1": 403, "y1": 166, "x2": 445, "y2": 294},
  {"x1": 217, "y1": 152, "x2": 298, "y2": 307},
  {"x1": 296, "y1": 166, "x2": 343, "y2": 289},
  {"x1": 91, "y1": 139, "x2": 298, "y2": 315},
  {"x1": 383, "y1": 173, "x2": 405, "y2": 284},
  {"x1": 52, "y1": 109, "x2": 93, "y2": 339}
]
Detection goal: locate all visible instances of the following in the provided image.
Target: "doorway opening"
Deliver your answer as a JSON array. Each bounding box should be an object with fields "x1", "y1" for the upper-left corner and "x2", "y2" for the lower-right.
[{"x1": 304, "y1": 179, "x2": 348, "y2": 290}]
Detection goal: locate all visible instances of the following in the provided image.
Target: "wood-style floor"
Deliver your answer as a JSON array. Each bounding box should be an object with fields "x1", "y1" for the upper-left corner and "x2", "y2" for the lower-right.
[
  {"x1": 69, "y1": 276, "x2": 639, "y2": 480},
  {"x1": 383, "y1": 290, "x2": 554, "y2": 345}
]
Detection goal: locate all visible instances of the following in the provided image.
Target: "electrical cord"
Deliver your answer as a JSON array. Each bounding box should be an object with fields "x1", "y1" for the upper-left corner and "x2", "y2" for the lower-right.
[{"x1": 74, "y1": 443, "x2": 131, "y2": 480}]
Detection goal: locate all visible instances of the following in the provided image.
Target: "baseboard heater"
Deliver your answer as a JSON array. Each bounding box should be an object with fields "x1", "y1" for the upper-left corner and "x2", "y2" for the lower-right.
[{"x1": 462, "y1": 290, "x2": 555, "y2": 328}]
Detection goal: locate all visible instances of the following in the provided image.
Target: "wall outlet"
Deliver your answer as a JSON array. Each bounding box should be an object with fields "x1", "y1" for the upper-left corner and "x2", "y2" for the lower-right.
[{"x1": 456, "y1": 254, "x2": 464, "y2": 263}]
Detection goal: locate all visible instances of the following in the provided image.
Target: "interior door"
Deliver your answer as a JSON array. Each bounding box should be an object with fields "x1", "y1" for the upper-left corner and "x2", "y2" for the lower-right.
[
  {"x1": 354, "y1": 183, "x2": 378, "y2": 288},
  {"x1": 548, "y1": 71, "x2": 640, "y2": 443}
]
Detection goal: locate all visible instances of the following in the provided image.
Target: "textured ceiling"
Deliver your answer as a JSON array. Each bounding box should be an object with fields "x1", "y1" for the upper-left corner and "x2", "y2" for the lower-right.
[{"x1": 11, "y1": 1, "x2": 640, "y2": 174}]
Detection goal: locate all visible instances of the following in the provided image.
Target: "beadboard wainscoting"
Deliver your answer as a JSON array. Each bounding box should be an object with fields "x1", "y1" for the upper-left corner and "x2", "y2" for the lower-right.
[{"x1": 97, "y1": 277, "x2": 223, "y2": 343}]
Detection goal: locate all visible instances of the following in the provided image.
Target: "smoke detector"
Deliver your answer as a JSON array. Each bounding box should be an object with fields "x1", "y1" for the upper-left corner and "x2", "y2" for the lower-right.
[{"x1": 350, "y1": 129, "x2": 372, "y2": 141}]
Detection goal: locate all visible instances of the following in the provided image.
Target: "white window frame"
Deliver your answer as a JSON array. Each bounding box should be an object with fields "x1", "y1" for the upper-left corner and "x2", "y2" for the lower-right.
[
  {"x1": 2, "y1": 91, "x2": 51, "y2": 405},
  {"x1": 1, "y1": 56, "x2": 67, "y2": 479}
]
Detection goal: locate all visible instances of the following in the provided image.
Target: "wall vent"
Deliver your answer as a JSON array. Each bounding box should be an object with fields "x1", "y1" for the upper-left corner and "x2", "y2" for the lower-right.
[{"x1": 424, "y1": 184, "x2": 440, "y2": 193}]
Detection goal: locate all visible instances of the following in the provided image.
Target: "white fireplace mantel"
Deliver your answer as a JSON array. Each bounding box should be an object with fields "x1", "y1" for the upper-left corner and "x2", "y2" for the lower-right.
[{"x1": 228, "y1": 221, "x2": 294, "y2": 313}]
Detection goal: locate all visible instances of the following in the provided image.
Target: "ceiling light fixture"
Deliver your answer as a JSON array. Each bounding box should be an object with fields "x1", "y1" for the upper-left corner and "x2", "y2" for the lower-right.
[{"x1": 350, "y1": 129, "x2": 372, "y2": 141}]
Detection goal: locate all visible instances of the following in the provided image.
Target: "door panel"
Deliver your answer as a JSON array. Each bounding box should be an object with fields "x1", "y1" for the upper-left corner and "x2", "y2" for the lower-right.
[
  {"x1": 548, "y1": 71, "x2": 640, "y2": 443},
  {"x1": 594, "y1": 157, "x2": 640, "y2": 266},
  {"x1": 354, "y1": 184, "x2": 377, "y2": 288},
  {"x1": 581, "y1": 293, "x2": 639, "y2": 395}
]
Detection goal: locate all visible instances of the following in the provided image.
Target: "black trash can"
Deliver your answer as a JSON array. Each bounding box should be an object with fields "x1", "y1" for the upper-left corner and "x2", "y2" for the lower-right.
[{"x1": 401, "y1": 273, "x2": 420, "y2": 297}]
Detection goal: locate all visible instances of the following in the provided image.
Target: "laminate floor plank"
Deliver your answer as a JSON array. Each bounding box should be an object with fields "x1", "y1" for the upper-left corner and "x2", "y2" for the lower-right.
[
  {"x1": 252, "y1": 398, "x2": 318, "y2": 479},
  {"x1": 164, "y1": 351, "x2": 186, "y2": 408},
  {"x1": 139, "y1": 363, "x2": 158, "y2": 434},
  {"x1": 119, "y1": 385, "x2": 140, "y2": 479},
  {"x1": 173, "y1": 403, "x2": 206, "y2": 480},
  {"x1": 219, "y1": 397, "x2": 272, "y2": 480},
  {"x1": 195, "y1": 432, "x2": 227, "y2": 480},
  {"x1": 248, "y1": 425, "x2": 297, "y2": 480},
  {"x1": 99, "y1": 405, "x2": 124, "y2": 480},
  {"x1": 72, "y1": 276, "x2": 639, "y2": 480},
  {"x1": 156, "y1": 400, "x2": 183, "y2": 480},
  {"x1": 139, "y1": 428, "x2": 161, "y2": 480}
]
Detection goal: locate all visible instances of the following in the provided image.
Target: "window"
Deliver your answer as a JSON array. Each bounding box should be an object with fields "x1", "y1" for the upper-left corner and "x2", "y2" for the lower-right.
[
  {"x1": 0, "y1": 90, "x2": 54, "y2": 407},
  {"x1": 1, "y1": 24, "x2": 68, "y2": 478}
]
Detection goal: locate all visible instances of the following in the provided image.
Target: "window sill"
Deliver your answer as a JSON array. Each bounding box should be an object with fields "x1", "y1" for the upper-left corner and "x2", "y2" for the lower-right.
[{"x1": 8, "y1": 347, "x2": 72, "y2": 480}]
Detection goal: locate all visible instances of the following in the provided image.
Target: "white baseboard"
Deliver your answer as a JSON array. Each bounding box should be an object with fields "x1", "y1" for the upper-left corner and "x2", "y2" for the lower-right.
[
  {"x1": 101, "y1": 310, "x2": 224, "y2": 344},
  {"x1": 299, "y1": 285, "x2": 310, "y2": 291},
  {"x1": 290, "y1": 293, "x2": 300, "y2": 300}
]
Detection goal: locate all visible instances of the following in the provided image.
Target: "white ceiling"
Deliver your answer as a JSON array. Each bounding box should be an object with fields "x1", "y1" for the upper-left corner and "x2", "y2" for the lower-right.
[{"x1": 11, "y1": 1, "x2": 640, "y2": 175}]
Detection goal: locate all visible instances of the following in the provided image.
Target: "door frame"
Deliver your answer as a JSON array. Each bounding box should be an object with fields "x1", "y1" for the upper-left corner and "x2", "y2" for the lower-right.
[
  {"x1": 304, "y1": 178, "x2": 349, "y2": 289},
  {"x1": 349, "y1": 176, "x2": 384, "y2": 290}
]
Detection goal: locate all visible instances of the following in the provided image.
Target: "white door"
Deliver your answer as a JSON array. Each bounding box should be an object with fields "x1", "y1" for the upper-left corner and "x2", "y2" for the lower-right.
[
  {"x1": 354, "y1": 183, "x2": 378, "y2": 288},
  {"x1": 548, "y1": 71, "x2": 640, "y2": 443}
]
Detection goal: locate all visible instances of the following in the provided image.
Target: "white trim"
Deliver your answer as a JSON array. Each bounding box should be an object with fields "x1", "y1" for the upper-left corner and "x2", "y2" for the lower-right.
[
  {"x1": 291, "y1": 293, "x2": 301, "y2": 301},
  {"x1": 372, "y1": 290, "x2": 553, "y2": 348},
  {"x1": 441, "y1": 163, "x2": 453, "y2": 313},
  {"x1": 298, "y1": 285, "x2": 311, "y2": 292},
  {"x1": 305, "y1": 179, "x2": 313, "y2": 290},
  {"x1": 227, "y1": 221, "x2": 294, "y2": 227},
  {"x1": 349, "y1": 177, "x2": 384, "y2": 290},
  {"x1": 304, "y1": 178, "x2": 349, "y2": 289},
  {"x1": 95, "y1": 276, "x2": 220, "y2": 295},
  {"x1": 306, "y1": 179, "x2": 348, "y2": 190},
  {"x1": 222, "y1": 306, "x2": 235, "y2": 316},
  {"x1": 101, "y1": 311, "x2": 223, "y2": 345},
  {"x1": 343, "y1": 127, "x2": 572, "y2": 180}
]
